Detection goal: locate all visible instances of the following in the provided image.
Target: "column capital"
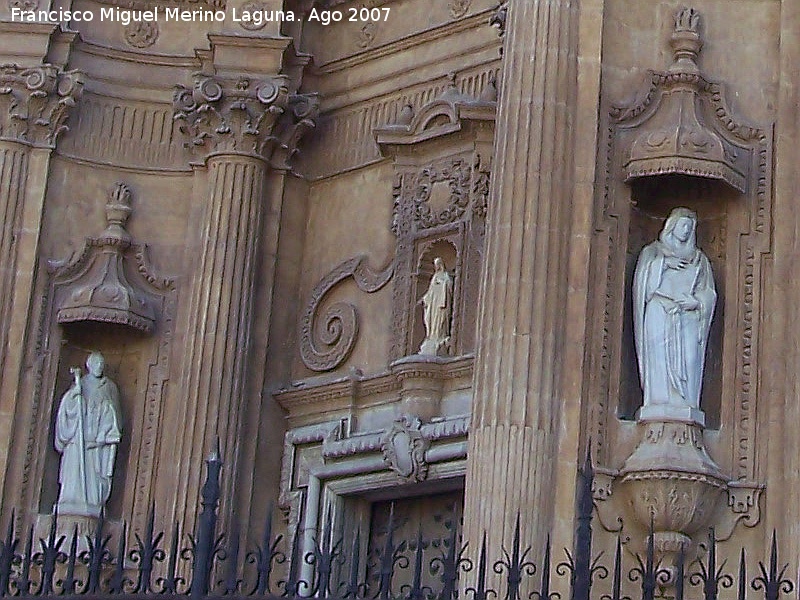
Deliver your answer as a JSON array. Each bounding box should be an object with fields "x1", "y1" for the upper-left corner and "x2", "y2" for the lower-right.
[
  {"x1": 173, "y1": 73, "x2": 319, "y2": 167},
  {"x1": 0, "y1": 63, "x2": 84, "y2": 148}
]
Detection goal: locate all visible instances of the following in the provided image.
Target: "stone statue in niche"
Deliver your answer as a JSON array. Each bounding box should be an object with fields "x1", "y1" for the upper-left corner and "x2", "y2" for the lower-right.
[
  {"x1": 419, "y1": 257, "x2": 453, "y2": 355},
  {"x1": 54, "y1": 352, "x2": 122, "y2": 518},
  {"x1": 633, "y1": 208, "x2": 716, "y2": 424}
]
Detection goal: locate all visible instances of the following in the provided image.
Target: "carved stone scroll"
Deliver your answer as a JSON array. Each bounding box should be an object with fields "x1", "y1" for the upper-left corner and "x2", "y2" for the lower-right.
[{"x1": 299, "y1": 255, "x2": 394, "y2": 372}]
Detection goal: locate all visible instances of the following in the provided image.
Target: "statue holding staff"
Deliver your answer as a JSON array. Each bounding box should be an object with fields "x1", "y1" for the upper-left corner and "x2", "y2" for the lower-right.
[{"x1": 55, "y1": 352, "x2": 122, "y2": 518}]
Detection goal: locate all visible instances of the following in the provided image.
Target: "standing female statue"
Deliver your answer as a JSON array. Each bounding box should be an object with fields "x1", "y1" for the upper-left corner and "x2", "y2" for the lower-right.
[
  {"x1": 633, "y1": 208, "x2": 716, "y2": 413},
  {"x1": 419, "y1": 257, "x2": 453, "y2": 355}
]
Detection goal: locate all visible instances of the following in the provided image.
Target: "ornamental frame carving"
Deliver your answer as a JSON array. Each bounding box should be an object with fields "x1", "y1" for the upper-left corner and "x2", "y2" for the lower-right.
[
  {"x1": 376, "y1": 86, "x2": 495, "y2": 361},
  {"x1": 15, "y1": 184, "x2": 177, "y2": 539},
  {"x1": 585, "y1": 10, "x2": 771, "y2": 538}
]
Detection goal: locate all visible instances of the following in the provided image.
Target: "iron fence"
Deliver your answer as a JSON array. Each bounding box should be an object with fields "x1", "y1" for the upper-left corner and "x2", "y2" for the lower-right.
[{"x1": 0, "y1": 452, "x2": 793, "y2": 600}]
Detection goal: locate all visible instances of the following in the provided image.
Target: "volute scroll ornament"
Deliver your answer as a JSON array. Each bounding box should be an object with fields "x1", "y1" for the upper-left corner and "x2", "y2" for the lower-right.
[{"x1": 299, "y1": 255, "x2": 394, "y2": 372}]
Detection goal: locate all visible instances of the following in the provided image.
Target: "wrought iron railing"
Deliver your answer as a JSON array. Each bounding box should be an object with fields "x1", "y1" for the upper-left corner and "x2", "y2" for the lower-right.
[{"x1": 0, "y1": 451, "x2": 794, "y2": 600}]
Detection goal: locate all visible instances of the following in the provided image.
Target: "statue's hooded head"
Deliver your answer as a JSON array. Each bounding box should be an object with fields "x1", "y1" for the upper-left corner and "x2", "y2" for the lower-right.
[
  {"x1": 659, "y1": 207, "x2": 698, "y2": 256},
  {"x1": 86, "y1": 352, "x2": 105, "y2": 377}
]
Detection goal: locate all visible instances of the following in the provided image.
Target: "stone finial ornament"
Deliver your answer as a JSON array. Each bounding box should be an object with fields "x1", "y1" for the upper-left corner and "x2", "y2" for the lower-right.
[
  {"x1": 55, "y1": 352, "x2": 122, "y2": 519},
  {"x1": 622, "y1": 7, "x2": 746, "y2": 193},
  {"x1": 56, "y1": 183, "x2": 157, "y2": 333}
]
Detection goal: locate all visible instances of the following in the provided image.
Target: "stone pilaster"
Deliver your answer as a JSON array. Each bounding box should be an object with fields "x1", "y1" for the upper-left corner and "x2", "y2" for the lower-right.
[
  {"x1": 170, "y1": 74, "x2": 287, "y2": 527},
  {"x1": 462, "y1": 0, "x2": 581, "y2": 570},
  {"x1": 170, "y1": 74, "x2": 317, "y2": 529},
  {"x1": 0, "y1": 64, "x2": 82, "y2": 500}
]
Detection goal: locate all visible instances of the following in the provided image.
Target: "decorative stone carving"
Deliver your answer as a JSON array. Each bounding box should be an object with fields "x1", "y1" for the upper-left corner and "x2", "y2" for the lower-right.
[
  {"x1": 8, "y1": 0, "x2": 37, "y2": 11},
  {"x1": 124, "y1": 21, "x2": 159, "y2": 48},
  {"x1": 490, "y1": 2, "x2": 507, "y2": 40},
  {"x1": 56, "y1": 183, "x2": 158, "y2": 333},
  {"x1": 620, "y1": 8, "x2": 746, "y2": 192},
  {"x1": 0, "y1": 64, "x2": 84, "y2": 148},
  {"x1": 375, "y1": 83, "x2": 495, "y2": 360},
  {"x1": 173, "y1": 74, "x2": 289, "y2": 157},
  {"x1": 381, "y1": 416, "x2": 429, "y2": 482},
  {"x1": 238, "y1": 1, "x2": 269, "y2": 29},
  {"x1": 174, "y1": 74, "x2": 319, "y2": 169},
  {"x1": 55, "y1": 352, "x2": 122, "y2": 519},
  {"x1": 419, "y1": 257, "x2": 453, "y2": 356},
  {"x1": 270, "y1": 93, "x2": 320, "y2": 170},
  {"x1": 588, "y1": 10, "x2": 770, "y2": 540},
  {"x1": 356, "y1": 22, "x2": 377, "y2": 49},
  {"x1": 619, "y1": 422, "x2": 726, "y2": 557},
  {"x1": 621, "y1": 211, "x2": 726, "y2": 568},
  {"x1": 633, "y1": 208, "x2": 716, "y2": 426},
  {"x1": 448, "y1": 0, "x2": 470, "y2": 19},
  {"x1": 299, "y1": 255, "x2": 394, "y2": 372}
]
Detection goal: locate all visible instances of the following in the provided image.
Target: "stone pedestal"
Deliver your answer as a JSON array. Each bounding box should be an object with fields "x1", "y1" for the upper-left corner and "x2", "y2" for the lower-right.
[
  {"x1": 620, "y1": 420, "x2": 726, "y2": 562},
  {"x1": 390, "y1": 355, "x2": 446, "y2": 421}
]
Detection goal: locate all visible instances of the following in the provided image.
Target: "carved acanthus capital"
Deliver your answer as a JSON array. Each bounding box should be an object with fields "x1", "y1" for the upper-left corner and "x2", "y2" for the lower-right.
[
  {"x1": 173, "y1": 74, "x2": 290, "y2": 159},
  {"x1": 270, "y1": 92, "x2": 320, "y2": 170},
  {"x1": 0, "y1": 64, "x2": 84, "y2": 148}
]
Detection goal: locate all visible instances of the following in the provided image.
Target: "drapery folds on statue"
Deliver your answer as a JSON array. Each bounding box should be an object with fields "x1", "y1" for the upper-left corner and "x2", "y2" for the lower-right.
[
  {"x1": 54, "y1": 352, "x2": 122, "y2": 518},
  {"x1": 633, "y1": 208, "x2": 716, "y2": 412}
]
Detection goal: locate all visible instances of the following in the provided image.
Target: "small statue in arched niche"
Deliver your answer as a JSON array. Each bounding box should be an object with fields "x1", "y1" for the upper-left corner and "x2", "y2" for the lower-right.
[
  {"x1": 419, "y1": 257, "x2": 453, "y2": 356},
  {"x1": 54, "y1": 351, "x2": 123, "y2": 518},
  {"x1": 633, "y1": 208, "x2": 716, "y2": 422}
]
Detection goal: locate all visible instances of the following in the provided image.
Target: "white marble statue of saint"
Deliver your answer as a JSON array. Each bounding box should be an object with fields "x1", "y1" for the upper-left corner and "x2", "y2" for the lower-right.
[
  {"x1": 633, "y1": 208, "x2": 716, "y2": 422},
  {"x1": 54, "y1": 352, "x2": 122, "y2": 518},
  {"x1": 419, "y1": 257, "x2": 453, "y2": 355}
]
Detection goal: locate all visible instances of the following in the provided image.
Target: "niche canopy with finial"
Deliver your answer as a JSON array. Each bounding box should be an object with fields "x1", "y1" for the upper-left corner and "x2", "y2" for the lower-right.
[
  {"x1": 55, "y1": 183, "x2": 158, "y2": 333},
  {"x1": 622, "y1": 7, "x2": 747, "y2": 193}
]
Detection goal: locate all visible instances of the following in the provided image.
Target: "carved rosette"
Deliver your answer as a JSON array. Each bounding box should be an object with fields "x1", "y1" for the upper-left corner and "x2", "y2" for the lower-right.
[
  {"x1": 381, "y1": 416, "x2": 430, "y2": 482},
  {"x1": 53, "y1": 183, "x2": 170, "y2": 333},
  {"x1": 0, "y1": 64, "x2": 84, "y2": 148},
  {"x1": 124, "y1": 21, "x2": 159, "y2": 48},
  {"x1": 174, "y1": 74, "x2": 319, "y2": 168}
]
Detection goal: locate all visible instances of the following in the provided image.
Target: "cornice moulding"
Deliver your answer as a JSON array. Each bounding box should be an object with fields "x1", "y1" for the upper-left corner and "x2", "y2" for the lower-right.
[{"x1": 312, "y1": 8, "x2": 496, "y2": 74}]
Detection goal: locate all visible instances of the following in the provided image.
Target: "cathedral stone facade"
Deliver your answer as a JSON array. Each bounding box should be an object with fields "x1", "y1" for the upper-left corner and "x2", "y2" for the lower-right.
[{"x1": 0, "y1": 0, "x2": 798, "y2": 594}]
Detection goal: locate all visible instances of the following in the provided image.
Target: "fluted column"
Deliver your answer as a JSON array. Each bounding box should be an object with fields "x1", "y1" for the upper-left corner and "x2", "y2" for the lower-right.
[
  {"x1": 170, "y1": 74, "x2": 318, "y2": 529},
  {"x1": 463, "y1": 0, "x2": 581, "y2": 569},
  {"x1": 0, "y1": 65, "x2": 82, "y2": 500}
]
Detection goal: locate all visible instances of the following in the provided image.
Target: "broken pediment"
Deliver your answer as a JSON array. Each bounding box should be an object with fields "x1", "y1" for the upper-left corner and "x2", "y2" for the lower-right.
[
  {"x1": 374, "y1": 78, "x2": 497, "y2": 150},
  {"x1": 615, "y1": 8, "x2": 755, "y2": 194}
]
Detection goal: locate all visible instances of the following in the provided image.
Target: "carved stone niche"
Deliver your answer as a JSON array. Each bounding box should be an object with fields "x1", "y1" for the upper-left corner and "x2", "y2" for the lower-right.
[
  {"x1": 27, "y1": 182, "x2": 176, "y2": 538},
  {"x1": 55, "y1": 183, "x2": 157, "y2": 333},
  {"x1": 375, "y1": 79, "x2": 496, "y2": 365},
  {"x1": 587, "y1": 7, "x2": 770, "y2": 551}
]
